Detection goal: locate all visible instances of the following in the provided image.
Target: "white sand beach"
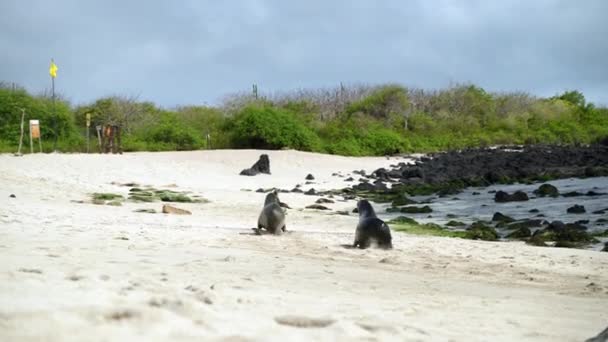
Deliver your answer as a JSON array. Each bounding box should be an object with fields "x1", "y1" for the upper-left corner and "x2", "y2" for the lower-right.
[{"x1": 0, "y1": 150, "x2": 606, "y2": 341}]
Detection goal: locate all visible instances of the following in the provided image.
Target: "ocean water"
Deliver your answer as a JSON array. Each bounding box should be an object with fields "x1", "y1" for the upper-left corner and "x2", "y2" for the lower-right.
[{"x1": 378, "y1": 176, "x2": 608, "y2": 250}]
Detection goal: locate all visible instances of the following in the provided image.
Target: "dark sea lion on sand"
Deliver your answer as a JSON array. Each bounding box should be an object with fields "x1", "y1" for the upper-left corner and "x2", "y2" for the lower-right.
[
  {"x1": 353, "y1": 200, "x2": 392, "y2": 249},
  {"x1": 586, "y1": 326, "x2": 608, "y2": 342},
  {"x1": 256, "y1": 190, "x2": 286, "y2": 235}
]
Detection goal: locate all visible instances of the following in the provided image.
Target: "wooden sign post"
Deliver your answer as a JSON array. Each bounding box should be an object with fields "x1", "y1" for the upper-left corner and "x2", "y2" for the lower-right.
[
  {"x1": 86, "y1": 113, "x2": 91, "y2": 153},
  {"x1": 16, "y1": 109, "x2": 26, "y2": 155},
  {"x1": 96, "y1": 125, "x2": 102, "y2": 153},
  {"x1": 29, "y1": 120, "x2": 42, "y2": 153}
]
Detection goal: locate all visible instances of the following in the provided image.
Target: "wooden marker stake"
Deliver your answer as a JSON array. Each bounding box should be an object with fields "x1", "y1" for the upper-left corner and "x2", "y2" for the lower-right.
[
  {"x1": 17, "y1": 109, "x2": 25, "y2": 155},
  {"x1": 29, "y1": 123, "x2": 33, "y2": 154}
]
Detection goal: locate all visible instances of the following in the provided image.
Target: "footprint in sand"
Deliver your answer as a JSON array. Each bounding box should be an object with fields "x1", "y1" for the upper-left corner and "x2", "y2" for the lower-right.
[
  {"x1": 105, "y1": 310, "x2": 139, "y2": 321},
  {"x1": 357, "y1": 322, "x2": 400, "y2": 334},
  {"x1": 585, "y1": 282, "x2": 604, "y2": 293},
  {"x1": 236, "y1": 298, "x2": 252, "y2": 304},
  {"x1": 18, "y1": 268, "x2": 43, "y2": 274},
  {"x1": 196, "y1": 292, "x2": 214, "y2": 305},
  {"x1": 378, "y1": 257, "x2": 400, "y2": 265},
  {"x1": 274, "y1": 315, "x2": 336, "y2": 328},
  {"x1": 148, "y1": 297, "x2": 184, "y2": 309},
  {"x1": 185, "y1": 285, "x2": 214, "y2": 304}
]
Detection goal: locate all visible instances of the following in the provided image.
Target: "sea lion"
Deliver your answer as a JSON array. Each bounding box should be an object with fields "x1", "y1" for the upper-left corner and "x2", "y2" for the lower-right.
[
  {"x1": 353, "y1": 200, "x2": 392, "y2": 249},
  {"x1": 586, "y1": 326, "x2": 608, "y2": 342},
  {"x1": 256, "y1": 190, "x2": 286, "y2": 235},
  {"x1": 240, "y1": 154, "x2": 271, "y2": 176}
]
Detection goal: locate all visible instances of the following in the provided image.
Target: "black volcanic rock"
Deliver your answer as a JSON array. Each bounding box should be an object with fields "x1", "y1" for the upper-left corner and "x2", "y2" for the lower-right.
[
  {"x1": 533, "y1": 184, "x2": 559, "y2": 197},
  {"x1": 567, "y1": 204, "x2": 586, "y2": 214},
  {"x1": 495, "y1": 190, "x2": 529, "y2": 203}
]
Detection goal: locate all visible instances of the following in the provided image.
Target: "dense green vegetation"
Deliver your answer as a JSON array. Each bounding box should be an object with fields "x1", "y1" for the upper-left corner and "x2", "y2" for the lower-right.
[
  {"x1": 0, "y1": 86, "x2": 83, "y2": 152},
  {"x1": 1, "y1": 82, "x2": 607, "y2": 155}
]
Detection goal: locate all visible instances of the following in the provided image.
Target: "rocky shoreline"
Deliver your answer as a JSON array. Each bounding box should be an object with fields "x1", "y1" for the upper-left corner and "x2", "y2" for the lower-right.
[
  {"x1": 243, "y1": 145, "x2": 606, "y2": 251},
  {"x1": 241, "y1": 145, "x2": 608, "y2": 251},
  {"x1": 353, "y1": 144, "x2": 608, "y2": 195},
  {"x1": 340, "y1": 144, "x2": 608, "y2": 251}
]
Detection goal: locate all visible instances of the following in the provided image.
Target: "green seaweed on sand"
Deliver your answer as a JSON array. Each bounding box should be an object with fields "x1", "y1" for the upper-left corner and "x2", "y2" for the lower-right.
[
  {"x1": 464, "y1": 222, "x2": 499, "y2": 241},
  {"x1": 91, "y1": 193, "x2": 125, "y2": 206},
  {"x1": 134, "y1": 208, "x2": 156, "y2": 213},
  {"x1": 128, "y1": 187, "x2": 208, "y2": 203},
  {"x1": 389, "y1": 219, "x2": 467, "y2": 238},
  {"x1": 92, "y1": 193, "x2": 124, "y2": 201},
  {"x1": 446, "y1": 220, "x2": 466, "y2": 227}
]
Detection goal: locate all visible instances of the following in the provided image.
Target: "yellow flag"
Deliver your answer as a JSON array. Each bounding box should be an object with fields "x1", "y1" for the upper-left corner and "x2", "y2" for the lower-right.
[{"x1": 49, "y1": 60, "x2": 58, "y2": 78}]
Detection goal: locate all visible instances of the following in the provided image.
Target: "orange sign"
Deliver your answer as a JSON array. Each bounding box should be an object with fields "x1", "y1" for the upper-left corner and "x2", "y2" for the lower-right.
[{"x1": 30, "y1": 120, "x2": 40, "y2": 139}]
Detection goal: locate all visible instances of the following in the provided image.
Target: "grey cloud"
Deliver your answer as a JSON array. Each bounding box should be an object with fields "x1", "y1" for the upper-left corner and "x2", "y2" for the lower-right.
[{"x1": 1, "y1": 0, "x2": 606, "y2": 107}]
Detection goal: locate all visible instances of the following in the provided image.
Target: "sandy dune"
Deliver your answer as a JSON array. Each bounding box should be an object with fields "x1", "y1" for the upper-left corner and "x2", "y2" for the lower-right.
[{"x1": 0, "y1": 150, "x2": 606, "y2": 341}]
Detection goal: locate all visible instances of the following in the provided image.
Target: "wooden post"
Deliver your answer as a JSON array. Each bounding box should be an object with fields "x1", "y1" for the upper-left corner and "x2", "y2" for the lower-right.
[
  {"x1": 51, "y1": 59, "x2": 58, "y2": 151},
  {"x1": 102, "y1": 125, "x2": 109, "y2": 153},
  {"x1": 29, "y1": 120, "x2": 41, "y2": 153},
  {"x1": 102, "y1": 125, "x2": 108, "y2": 153},
  {"x1": 86, "y1": 113, "x2": 91, "y2": 153},
  {"x1": 405, "y1": 102, "x2": 414, "y2": 131},
  {"x1": 29, "y1": 122, "x2": 34, "y2": 154},
  {"x1": 96, "y1": 125, "x2": 102, "y2": 153},
  {"x1": 17, "y1": 109, "x2": 25, "y2": 155},
  {"x1": 38, "y1": 131, "x2": 43, "y2": 152},
  {"x1": 109, "y1": 126, "x2": 115, "y2": 154},
  {"x1": 115, "y1": 125, "x2": 122, "y2": 154}
]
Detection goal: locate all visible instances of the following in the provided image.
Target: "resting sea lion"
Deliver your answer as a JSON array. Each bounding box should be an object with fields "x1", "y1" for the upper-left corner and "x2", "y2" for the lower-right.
[
  {"x1": 353, "y1": 200, "x2": 392, "y2": 249},
  {"x1": 256, "y1": 190, "x2": 286, "y2": 235}
]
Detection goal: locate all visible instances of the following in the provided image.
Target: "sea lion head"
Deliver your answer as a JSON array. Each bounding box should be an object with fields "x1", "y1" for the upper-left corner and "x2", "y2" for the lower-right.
[
  {"x1": 264, "y1": 190, "x2": 280, "y2": 206},
  {"x1": 356, "y1": 199, "x2": 377, "y2": 218}
]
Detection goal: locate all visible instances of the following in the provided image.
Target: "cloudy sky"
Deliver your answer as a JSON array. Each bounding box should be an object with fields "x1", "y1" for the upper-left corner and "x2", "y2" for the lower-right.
[{"x1": 1, "y1": 0, "x2": 606, "y2": 107}]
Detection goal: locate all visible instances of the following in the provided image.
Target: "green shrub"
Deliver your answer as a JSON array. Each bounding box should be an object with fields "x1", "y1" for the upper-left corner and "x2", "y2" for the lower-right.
[
  {"x1": 360, "y1": 128, "x2": 405, "y2": 155},
  {"x1": 175, "y1": 106, "x2": 229, "y2": 148},
  {"x1": 346, "y1": 84, "x2": 409, "y2": 121},
  {"x1": 0, "y1": 87, "x2": 79, "y2": 149},
  {"x1": 325, "y1": 137, "x2": 363, "y2": 156},
  {"x1": 1, "y1": 83, "x2": 606, "y2": 155},
  {"x1": 318, "y1": 115, "x2": 407, "y2": 156},
  {"x1": 228, "y1": 105, "x2": 322, "y2": 151},
  {"x1": 121, "y1": 135, "x2": 148, "y2": 152},
  {"x1": 137, "y1": 112, "x2": 203, "y2": 151}
]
